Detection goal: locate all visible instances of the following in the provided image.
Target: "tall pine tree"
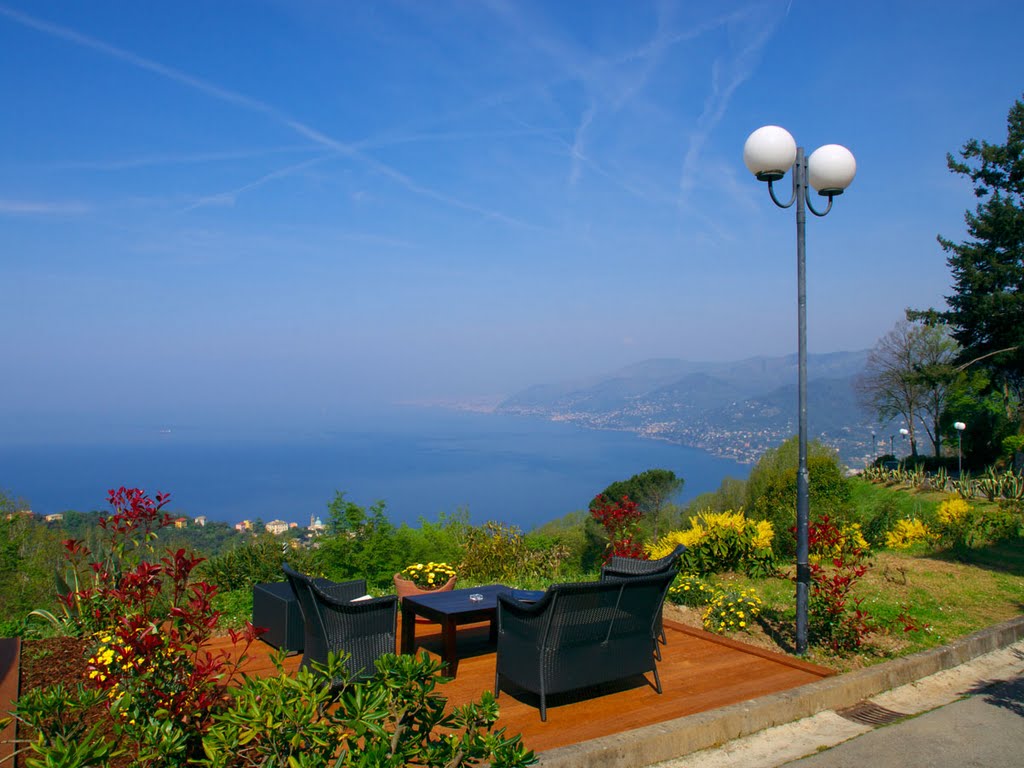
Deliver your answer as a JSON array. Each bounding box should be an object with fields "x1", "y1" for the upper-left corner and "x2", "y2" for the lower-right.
[{"x1": 914, "y1": 95, "x2": 1024, "y2": 424}]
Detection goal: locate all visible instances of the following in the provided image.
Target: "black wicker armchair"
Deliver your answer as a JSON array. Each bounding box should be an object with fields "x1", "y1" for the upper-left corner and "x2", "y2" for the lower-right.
[
  {"x1": 494, "y1": 571, "x2": 677, "y2": 721},
  {"x1": 600, "y1": 543, "x2": 686, "y2": 653},
  {"x1": 282, "y1": 563, "x2": 397, "y2": 683}
]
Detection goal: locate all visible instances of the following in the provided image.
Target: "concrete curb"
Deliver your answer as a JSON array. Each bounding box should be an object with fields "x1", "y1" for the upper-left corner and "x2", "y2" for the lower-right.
[{"x1": 536, "y1": 615, "x2": 1024, "y2": 768}]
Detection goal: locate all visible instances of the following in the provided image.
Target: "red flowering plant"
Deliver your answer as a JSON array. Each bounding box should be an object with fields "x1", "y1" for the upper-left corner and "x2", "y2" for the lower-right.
[
  {"x1": 804, "y1": 515, "x2": 874, "y2": 653},
  {"x1": 33, "y1": 487, "x2": 262, "y2": 765},
  {"x1": 590, "y1": 494, "x2": 648, "y2": 563}
]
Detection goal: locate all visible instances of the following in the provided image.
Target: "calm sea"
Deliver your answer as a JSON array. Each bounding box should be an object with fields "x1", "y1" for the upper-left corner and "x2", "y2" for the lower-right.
[{"x1": 1, "y1": 407, "x2": 748, "y2": 530}]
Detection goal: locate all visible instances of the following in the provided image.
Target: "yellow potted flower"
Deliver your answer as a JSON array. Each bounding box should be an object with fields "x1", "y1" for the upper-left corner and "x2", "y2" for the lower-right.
[{"x1": 393, "y1": 563, "x2": 458, "y2": 624}]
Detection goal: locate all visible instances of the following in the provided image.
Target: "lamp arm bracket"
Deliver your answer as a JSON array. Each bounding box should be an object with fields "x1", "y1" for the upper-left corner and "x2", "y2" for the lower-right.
[
  {"x1": 767, "y1": 178, "x2": 796, "y2": 209},
  {"x1": 806, "y1": 192, "x2": 834, "y2": 218}
]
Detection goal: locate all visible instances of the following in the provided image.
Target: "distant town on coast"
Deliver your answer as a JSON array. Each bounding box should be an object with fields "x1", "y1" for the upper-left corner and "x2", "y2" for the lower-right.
[{"x1": 492, "y1": 350, "x2": 887, "y2": 469}]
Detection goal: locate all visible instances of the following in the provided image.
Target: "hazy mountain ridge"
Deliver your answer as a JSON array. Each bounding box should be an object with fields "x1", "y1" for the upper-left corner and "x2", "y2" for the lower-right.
[{"x1": 497, "y1": 351, "x2": 875, "y2": 466}]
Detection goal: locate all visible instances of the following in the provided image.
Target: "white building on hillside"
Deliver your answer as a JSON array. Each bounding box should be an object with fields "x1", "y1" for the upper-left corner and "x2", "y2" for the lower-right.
[{"x1": 265, "y1": 519, "x2": 290, "y2": 535}]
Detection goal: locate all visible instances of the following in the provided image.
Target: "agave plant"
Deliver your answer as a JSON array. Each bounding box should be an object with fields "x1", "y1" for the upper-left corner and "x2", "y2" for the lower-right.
[
  {"x1": 999, "y1": 469, "x2": 1024, "y2": 501},
  {"x1": 977, "y1": 466, "x2": 1002, "y2": 502},
  {"x1": 863, "y1": 465, "x2": 884, "y2": 482},
  {"x1": 952, "y1": 470, "x2": 974, "y2": 500}
]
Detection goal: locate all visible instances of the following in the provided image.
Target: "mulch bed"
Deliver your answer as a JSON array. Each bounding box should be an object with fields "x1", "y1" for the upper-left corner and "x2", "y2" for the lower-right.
[{"x1": 17, "y1": 636, "x2": 125, "y2": 768}]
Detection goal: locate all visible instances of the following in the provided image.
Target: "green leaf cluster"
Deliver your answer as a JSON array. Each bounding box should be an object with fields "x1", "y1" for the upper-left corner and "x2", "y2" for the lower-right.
[{"x1": 201, "y1": 651, "x2": 537, "y2": 768}]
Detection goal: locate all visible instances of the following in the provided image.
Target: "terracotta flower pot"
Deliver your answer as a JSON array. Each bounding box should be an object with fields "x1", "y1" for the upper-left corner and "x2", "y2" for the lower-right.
[{"x1": 393, "y1": 573, "x2": 458, "y2": 623}]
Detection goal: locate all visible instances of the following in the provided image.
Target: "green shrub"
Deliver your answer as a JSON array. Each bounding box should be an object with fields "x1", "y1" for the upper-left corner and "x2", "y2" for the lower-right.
[
  {"x1": 1002, "y1": 435, "x2": 1024, "y2": 463},
  {"x1": 745, "y1": 437, "x2": 852, "y2": 556},
  {"x1": 459, "y1": 521, "x2": 570, "y2": 584},
  {"x1": 201, "y1": 534, "x2": 318, "y2": 592},
  {"x1": 201, "y1": 651, "x2": 537, "y2": 768},
  {"x1": 391, "y1": 510, "x2": 471, "y2": 570},
  {"x1": 10, "y1": 682, "x2": 121, "y2": 767},
  {"x1": 14, "y1": 653, "x2": 538, "y2": 768},
  {"x1": 863, "y1": 497, "x2": 905, "y2": 548},
  {"x1": 936, "y1": 497, "x2": 1023, "y2": 551}
]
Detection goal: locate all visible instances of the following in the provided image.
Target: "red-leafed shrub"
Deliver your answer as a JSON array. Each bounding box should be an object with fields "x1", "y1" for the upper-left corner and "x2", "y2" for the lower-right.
[
  {"x1": 806, "y1": 515, "x2": 873, "y2": 652},
  {"x1": 25, "y1": 487, "x2": 262, "y2": 765},
  {"x1": 590, "y1": 494, "x2": 647, "y2": 563}
]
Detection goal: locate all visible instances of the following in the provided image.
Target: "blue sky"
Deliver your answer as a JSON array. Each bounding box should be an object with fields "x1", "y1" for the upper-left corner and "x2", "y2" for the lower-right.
[{"x1": 2, "y1": 0, "x2": 1023, "y2": 433}]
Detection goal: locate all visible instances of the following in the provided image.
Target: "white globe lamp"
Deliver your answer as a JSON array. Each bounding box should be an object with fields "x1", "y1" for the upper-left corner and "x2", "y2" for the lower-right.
[
  {"x1": 807, "y1": 144, "x2": 857, "y2": 195},
  {"x1": 743, "y1": 126, "x2": 797, "y2": 182}
]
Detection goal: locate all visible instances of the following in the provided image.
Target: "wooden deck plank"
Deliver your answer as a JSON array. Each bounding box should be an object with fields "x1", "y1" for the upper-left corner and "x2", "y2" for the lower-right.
[
  {"x1": 0, "y1": 638, "x2": 19, "y2": 767},
  {"x1": 217, "y1": 615, "x2": 833, "y2": 755}
]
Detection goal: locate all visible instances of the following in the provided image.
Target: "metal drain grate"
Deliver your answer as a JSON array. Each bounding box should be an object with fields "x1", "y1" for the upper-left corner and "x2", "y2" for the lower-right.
[{"x1": 836, "y1": 701, "x2": 909, "y2": 726}]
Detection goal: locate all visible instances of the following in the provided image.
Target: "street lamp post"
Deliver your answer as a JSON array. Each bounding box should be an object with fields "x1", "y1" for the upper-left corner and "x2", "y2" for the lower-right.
[
  {"x1": 871, "y1": 431, "x2": 876, "y2": 456},
  {"x1": 744, "y1": 126, "x2": 856, "y2": 656},
  {"x1": 890, "y1": 434, "x2": 894, "y2": 455},
  {"x1": 899, "y1": 427, "x2": 909, "y2": 457},
  {"x1": 954, "y1": 421, "x2": 966, "y2": 475}
]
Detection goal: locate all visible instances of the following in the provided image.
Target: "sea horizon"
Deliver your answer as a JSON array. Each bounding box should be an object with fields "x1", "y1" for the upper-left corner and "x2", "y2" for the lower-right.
[{"x1": 1, "y1": 406, "x2": 749, "y2": 531}]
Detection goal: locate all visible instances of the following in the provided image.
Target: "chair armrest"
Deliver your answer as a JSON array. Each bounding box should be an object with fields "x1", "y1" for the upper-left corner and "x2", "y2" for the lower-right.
[
  {"x1": 311, "y1": 584, "x2": 396, "y2": 612},
  {"x1": 497, "y1": 592, "x2": 554, "y2": 643},
  {"x1": 313, "y1": 578, "x2": 368, "y2": 603}
]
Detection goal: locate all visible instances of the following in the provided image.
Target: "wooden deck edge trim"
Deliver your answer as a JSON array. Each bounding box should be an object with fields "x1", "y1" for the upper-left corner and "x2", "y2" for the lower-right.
[
  {"x1": 0, "y1": 637, "x2": 20, "y2": 766},
  {"x1": 663, "y1": 619, "x2": 835, "y2": 677}
]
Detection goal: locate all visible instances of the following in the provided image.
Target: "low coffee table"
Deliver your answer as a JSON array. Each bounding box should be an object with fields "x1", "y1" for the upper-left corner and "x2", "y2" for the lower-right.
[{"x1": 400, "y1": 584, "x2": 511, "y2": 676}]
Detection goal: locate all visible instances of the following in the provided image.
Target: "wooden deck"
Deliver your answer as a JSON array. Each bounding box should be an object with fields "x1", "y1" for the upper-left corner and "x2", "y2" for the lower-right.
[
  {"x1": 225, "y1": 616, "x2": 834, "y2": 755},
  {"x1": 0, "y1": 638, "x2": 19, "y2": 765}
]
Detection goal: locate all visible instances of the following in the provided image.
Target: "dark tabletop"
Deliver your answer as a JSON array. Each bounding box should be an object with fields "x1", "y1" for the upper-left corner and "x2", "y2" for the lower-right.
[{"x1": 402, "y1": 584, "x2": 510, "y2": 617}]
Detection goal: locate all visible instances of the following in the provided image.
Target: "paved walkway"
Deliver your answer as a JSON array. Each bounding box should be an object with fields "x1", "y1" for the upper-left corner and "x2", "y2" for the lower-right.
[
  {"x1": 650, "y1": 641, "x2": 1024, "y2": 768},
  {"x1": 786, "y1": 672, "x2": 1024, "y2": 768}
]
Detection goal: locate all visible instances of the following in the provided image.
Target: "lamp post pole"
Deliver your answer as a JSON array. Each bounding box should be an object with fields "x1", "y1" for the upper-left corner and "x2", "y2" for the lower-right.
[
  {"x1": 954, "y1": 421, "x2": 966, "y2": 476},
  {"x1": 744, "y1": 126, "x2": 856, "y2": 656},
  {"x1": 890, "y1": 434, "x2": 894, "y2": 455},
  {"x1": 793, "y1": 145, "x2": 811, "y2": 658}
]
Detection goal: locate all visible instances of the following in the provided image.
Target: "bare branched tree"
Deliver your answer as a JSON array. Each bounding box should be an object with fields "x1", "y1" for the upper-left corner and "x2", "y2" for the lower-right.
[{"x1": 856, "y1": 320, "x2": 963, "y2": 457}]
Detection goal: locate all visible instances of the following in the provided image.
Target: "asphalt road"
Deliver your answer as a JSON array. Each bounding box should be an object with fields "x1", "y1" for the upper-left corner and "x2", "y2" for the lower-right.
[{"x1": 784, "y1": 674, "x2": 1024, "y2": 768}]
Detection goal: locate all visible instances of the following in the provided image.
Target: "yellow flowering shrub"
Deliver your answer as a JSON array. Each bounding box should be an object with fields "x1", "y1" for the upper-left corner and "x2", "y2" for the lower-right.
[
  {"x1": 752, "y1": 520, "x2": 775, "y2": 550},
  {"x1": 937, "y1": 498, "x2": 971, "y2": 526},
  {"x1": 885, "y1": 519, "x2": 934, "y2": 549},
  {"x1": 649, "y1": 510, "x2": 776, "y2": 577},
  {"x1": 646, "y1": 528, "x2": 703, "y2": 558}
]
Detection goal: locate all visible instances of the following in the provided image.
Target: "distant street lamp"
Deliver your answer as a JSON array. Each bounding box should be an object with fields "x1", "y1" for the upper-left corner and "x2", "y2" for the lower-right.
[
  {"x1": 890, "y1": 434, "x2": 894, "y2": 455},
  {"x1": 871, "y1": 431, "x2": 876, "y2": 455},
  {"x1": 744, "y1": 125, "x2": 856, "y2": 656},
  {"x1": 954, "y1": 421, "x2": 966, "y2": 475},
  {"x1": 899, "y1": 427, "x2": 909, "y2": 455}
]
